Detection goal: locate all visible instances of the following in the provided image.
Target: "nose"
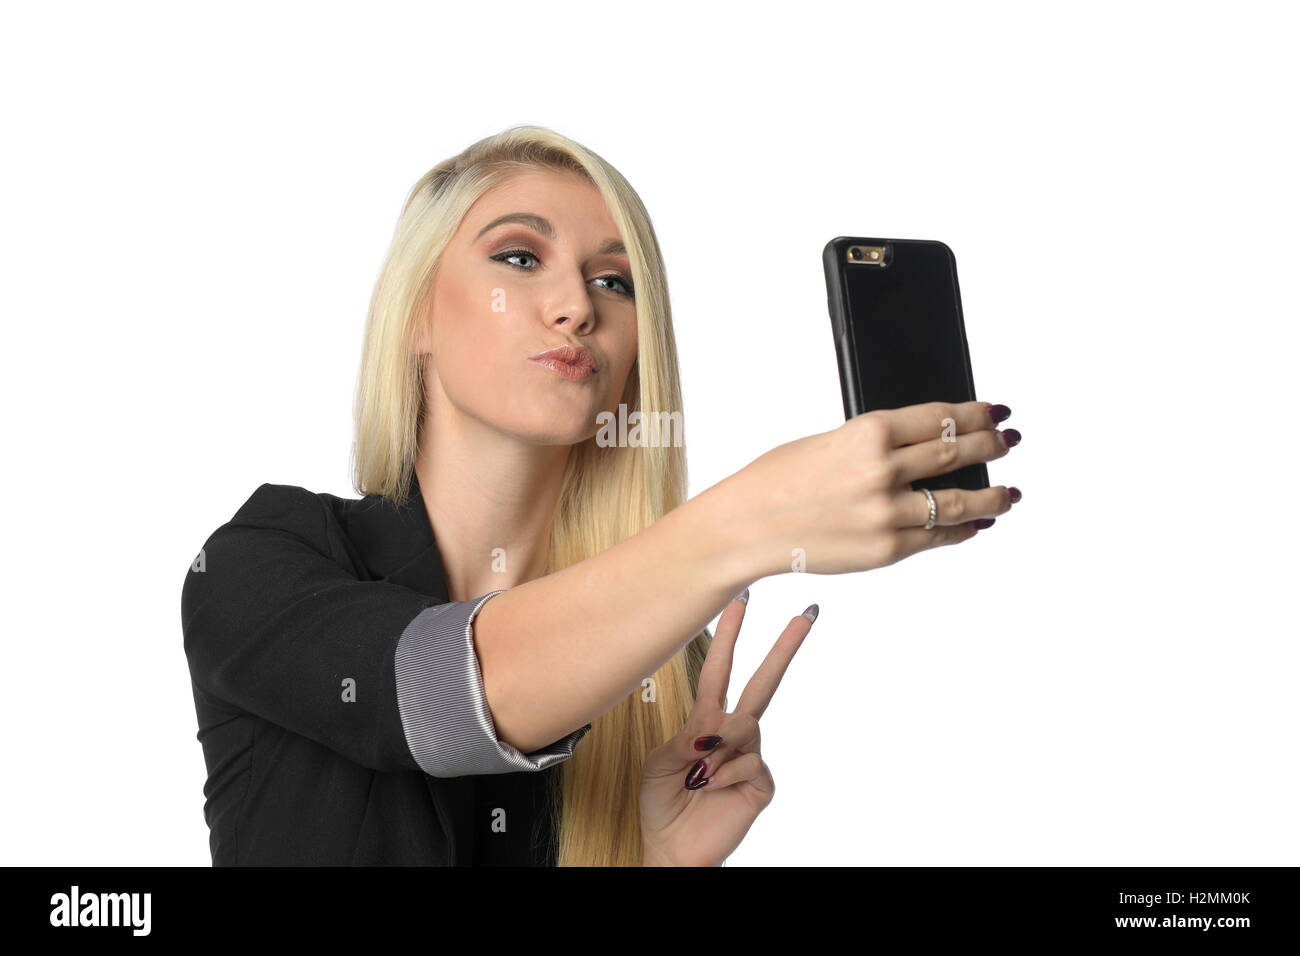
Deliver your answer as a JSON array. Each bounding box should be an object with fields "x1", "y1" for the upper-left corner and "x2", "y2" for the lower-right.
[{"x1": 544, "y1": 270, "x2": 596, "y2": 335}]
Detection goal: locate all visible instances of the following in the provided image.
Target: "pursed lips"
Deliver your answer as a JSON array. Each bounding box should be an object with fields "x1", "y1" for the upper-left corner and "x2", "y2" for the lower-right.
[
  {"x1": 529, "y1": 344, "x2": 597, "y2": 370},
  {"x1": 528, "y1": 344, "x2": 598, "y2": 381}
]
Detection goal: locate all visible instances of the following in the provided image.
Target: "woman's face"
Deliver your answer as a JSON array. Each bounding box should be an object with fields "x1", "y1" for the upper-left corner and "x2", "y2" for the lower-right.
[{"x1": 419, "y1": 167, "x2": 639, "y2": 446}]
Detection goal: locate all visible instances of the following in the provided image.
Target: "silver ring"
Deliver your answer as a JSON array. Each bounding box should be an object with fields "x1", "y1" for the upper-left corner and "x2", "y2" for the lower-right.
[{"x1": 919, "y1": 488, "x2": 937, "y2": 530}]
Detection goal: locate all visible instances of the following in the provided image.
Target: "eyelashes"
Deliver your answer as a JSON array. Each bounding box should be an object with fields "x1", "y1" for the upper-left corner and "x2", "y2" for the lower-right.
[{"x1": 490, "y1": 246, "x2": 635, "y2": 299}]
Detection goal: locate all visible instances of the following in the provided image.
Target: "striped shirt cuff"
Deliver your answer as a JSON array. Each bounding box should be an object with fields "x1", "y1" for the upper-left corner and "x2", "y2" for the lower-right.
[{"x1": 394, "y1": 589, "x2": 592, "y2": 777}]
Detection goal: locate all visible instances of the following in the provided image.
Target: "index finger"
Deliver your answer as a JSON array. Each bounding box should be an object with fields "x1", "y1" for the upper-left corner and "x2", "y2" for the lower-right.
[
  {"x1": 866, "y1": 400, "x2": 1004, "y2": 448},
  {"x1": 733, "y1": 605, "x2": 818, "y2": 721}
]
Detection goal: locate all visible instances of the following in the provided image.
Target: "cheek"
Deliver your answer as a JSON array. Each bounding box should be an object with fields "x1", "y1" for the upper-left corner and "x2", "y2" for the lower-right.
[
  {"x1": 430, "y1": 291, "x2": 515, "y2": 403},
  {"x1": 610, "y1": 340, "x2": 639, "y2": 404}
]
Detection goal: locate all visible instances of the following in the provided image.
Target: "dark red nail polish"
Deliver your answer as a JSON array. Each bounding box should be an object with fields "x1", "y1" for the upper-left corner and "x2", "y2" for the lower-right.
[
  {"x1": 987, "y1": 404, "x2": 1011, "y2": 424},
  {"x1": 1008, "y1": 486, "x2": 1022, "y2": 504},
  {"x1": 1001, "y1": 428, "x2": 1021, "y2": 448},
  {"x1": 685, "y1": 758, "x2": 708, "y2": 789},
  {"x1": 693, "y1": 734, "x2": 723, "y2": 751},
  {"x1": 972, "y1": 517, "x2": 996, "y2": 530}
]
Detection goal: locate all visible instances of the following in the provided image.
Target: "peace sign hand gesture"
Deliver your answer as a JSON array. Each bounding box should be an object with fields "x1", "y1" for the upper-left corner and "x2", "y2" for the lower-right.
[{"x1": 639, "y1": 590, "x2": 816, "y2": 867}]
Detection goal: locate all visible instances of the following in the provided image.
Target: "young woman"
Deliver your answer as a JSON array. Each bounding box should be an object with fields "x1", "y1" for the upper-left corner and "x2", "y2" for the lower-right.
[{"x1": 181, "y1": 125, "x2": 1021, "y2": 867}]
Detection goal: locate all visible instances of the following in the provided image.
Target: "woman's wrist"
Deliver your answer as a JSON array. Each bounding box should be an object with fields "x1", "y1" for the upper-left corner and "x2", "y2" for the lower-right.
[{"x1": 680, "y1": 469, "x2": 787, "y2": 586}]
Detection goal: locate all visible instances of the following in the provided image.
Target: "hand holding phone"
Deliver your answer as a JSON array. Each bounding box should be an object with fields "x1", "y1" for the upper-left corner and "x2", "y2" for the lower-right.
[
  {"x1": 824, "y1": 237, "x2": 992, "y2": 493},
  {"x1": 715, "y1": 399, "x2": 1016, "y2": 578}
]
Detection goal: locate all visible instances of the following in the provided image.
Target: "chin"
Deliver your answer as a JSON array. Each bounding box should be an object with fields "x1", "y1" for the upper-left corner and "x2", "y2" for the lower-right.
[{"x1": 505, "y1": 412, "x2": 599, "y2": 447}]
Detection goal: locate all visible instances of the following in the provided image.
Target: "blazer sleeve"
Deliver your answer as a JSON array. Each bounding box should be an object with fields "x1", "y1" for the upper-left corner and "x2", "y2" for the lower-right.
[{"x1": 181, "y1": 483, "x2": 591, "y2": 777}]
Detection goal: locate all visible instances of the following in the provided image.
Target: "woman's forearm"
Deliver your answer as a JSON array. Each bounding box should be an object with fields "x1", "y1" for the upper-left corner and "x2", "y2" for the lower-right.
[{"x1": 472, "y1": 475, "x2": 769, "y2": 754}]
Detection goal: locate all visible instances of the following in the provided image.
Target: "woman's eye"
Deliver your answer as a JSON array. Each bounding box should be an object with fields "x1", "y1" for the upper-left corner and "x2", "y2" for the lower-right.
[
  {"x1": 593, "y1": 274, "x2": 635, "y2": 299},
  {"x1": 492, "y1": 248, "x2": 538, "y2": 270}
]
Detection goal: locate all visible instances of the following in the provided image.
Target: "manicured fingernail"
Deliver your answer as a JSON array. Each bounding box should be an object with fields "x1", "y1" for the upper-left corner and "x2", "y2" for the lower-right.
[
  {"x1": 987, "y1": 404, "x2": 1012, "y2": 424},
  {"x1": 734, "y1": 587, "x2": 749, "y2": 605},
  {"x1": 802, "y1": 604, "x2": 819, "y2": 623},
  {"x1": 1008, "y1": 486, "x2": 1022, "y2": 504},
  {"x1": 693, "y1": 734, "x2": 723, "y2": 751},
  {"x1": 972, "y1": 517, "x2": 996, "y2": 530},
  {"x1": 998, "y1": 428, "x2": 1021, "y2": 449},
  {"x1": 685, "y1": 758, "x2": 709, "y2": 789}
]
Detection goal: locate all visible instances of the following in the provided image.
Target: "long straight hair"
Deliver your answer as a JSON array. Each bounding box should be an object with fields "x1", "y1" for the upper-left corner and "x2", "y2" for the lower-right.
[{"x1": 352, "y1": 125, "x2": 710, "y2": 866}]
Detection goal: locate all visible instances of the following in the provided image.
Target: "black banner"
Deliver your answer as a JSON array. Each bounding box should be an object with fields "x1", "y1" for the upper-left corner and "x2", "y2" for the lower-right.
[{"x1": 12, "y1": 866, "x2": 1296, "y2": 943}]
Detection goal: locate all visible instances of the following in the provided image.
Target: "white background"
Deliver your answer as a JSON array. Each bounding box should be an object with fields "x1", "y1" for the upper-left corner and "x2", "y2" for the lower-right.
[{"x1": 2, "y1": 1, "x2": 1295, "y2": 866}]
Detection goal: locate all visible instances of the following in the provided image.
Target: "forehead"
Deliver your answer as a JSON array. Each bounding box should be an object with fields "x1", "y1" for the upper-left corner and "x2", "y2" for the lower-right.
[{"x1": 462, "y1": 167, "x2": 614, "y2": 233}]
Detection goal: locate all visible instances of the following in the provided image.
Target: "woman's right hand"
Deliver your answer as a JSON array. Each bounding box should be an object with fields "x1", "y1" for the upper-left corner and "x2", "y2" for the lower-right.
[{"x1": 720, "y1": 400, "x2": 1020, "y2": 577}]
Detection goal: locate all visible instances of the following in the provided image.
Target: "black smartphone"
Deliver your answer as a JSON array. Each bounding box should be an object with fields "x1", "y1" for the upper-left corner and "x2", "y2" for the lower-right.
[{"x1": 823, "y1": 236, "x2": 989, "y2": 492}]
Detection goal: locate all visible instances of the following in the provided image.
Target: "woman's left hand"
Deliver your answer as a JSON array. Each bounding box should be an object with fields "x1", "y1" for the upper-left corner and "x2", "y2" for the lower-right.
[{"x1": 639, "y1": 591, "x2": 817, "y2": 866}]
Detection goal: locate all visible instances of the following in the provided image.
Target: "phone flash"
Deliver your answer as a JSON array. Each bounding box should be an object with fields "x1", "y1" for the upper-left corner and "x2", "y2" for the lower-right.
[{"x1": 847, "y1": 244, "x2": 887, "y2": 266}]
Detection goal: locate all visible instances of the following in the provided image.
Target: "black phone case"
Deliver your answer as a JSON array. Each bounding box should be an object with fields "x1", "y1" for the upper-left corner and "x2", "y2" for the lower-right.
[{"x1": 823, "y1": 236, "x2": 989, "y2": 492}]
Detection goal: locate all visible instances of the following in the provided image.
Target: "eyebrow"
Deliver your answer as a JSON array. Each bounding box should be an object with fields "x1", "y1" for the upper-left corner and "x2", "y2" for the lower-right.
[{"x1": 474, "y1": 212, "x2": 627, "y2": 257}]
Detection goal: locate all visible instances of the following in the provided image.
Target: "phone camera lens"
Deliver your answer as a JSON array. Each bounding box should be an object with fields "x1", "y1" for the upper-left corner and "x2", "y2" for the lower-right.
[{"x1": 849, "y1": 247, "x2": 862, "y2": 261}]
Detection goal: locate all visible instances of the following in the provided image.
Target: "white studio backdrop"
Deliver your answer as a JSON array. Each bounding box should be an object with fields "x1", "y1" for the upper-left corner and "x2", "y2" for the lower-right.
[{"x1": 1, "y1": 1, "x2": 1295, "y2": 865}]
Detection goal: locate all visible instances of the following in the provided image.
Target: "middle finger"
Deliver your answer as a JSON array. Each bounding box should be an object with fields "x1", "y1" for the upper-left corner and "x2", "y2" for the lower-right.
[
  {"x1": 892, "y1": 426, "x2": 1016, "y2": 486},
  {"x1": 732, "y1": 606, "x2": 817, "y2": 721}
]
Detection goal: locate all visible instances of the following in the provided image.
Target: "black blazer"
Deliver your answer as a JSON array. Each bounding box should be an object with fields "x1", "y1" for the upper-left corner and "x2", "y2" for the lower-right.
[{"x1": 180, "y1": 469, "x2": 591, "y2": 865}]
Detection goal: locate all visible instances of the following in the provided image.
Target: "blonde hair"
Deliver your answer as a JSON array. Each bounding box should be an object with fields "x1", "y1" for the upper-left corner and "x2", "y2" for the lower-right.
[{"x1": 351, "y1": 125, "x2": 710, "y2": 866}]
